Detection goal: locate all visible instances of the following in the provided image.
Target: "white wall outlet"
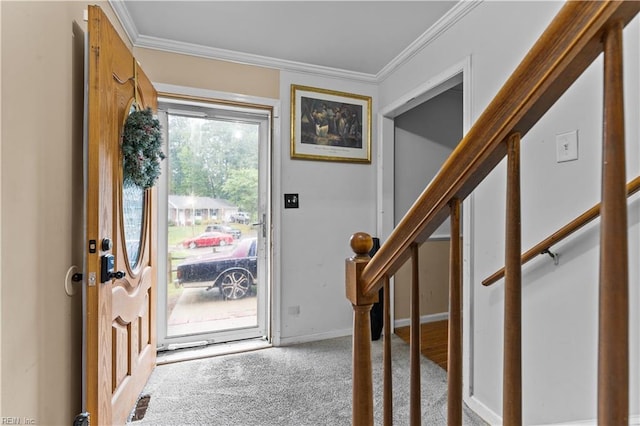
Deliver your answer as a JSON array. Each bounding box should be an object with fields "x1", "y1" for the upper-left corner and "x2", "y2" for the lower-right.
[
  {"x1": 287, "y1": 305, "x2": 300, "y2": 316},
  {"x1": 556, "y1": 130, "x2": 578, "y2": 163}
]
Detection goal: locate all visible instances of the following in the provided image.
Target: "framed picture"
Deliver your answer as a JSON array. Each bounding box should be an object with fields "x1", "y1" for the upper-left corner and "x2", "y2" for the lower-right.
[{"x1": 290, "y1": 85, "x2": 371, "y2": 163}]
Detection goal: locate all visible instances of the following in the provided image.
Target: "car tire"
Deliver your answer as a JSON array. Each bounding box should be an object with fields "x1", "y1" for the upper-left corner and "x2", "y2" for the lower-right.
[
  {"x1": 220, "y1": 270, "x2": 250, "y2": 300},
  {"x1": 189, "y1": 242, "x2": 197, "y2": 249}
]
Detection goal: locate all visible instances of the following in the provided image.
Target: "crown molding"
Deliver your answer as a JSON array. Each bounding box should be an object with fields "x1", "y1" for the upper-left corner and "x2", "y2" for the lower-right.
[
  {"x1": 376, "y1": 0, "x2": 482, "y2": 82},
  {"x1": 134, "y1": 35, "x2": 379, "y2": 84},
  {"x1": 109, "y1": 0, "x2": 137, "y2": 46},
  {"x1": 110, "y1": 0, "x2": 482, "y2": 84}
]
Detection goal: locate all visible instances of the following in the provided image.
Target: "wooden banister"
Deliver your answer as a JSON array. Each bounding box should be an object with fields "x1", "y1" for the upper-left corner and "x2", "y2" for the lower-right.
[
  {"x1": 359, "y1": 1, "x2": 640, "y2": 298},
  {"x1": 483, "y1": 175, "x2": 640, "y2": 286},
  {"x1": 347, "y1": 2, "x2": 640, "y2": 425}
]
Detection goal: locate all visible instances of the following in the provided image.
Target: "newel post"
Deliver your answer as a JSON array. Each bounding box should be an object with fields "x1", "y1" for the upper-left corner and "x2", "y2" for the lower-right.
[{"x1": 346, "y1": 232, "x2": 378, "y2": 425}]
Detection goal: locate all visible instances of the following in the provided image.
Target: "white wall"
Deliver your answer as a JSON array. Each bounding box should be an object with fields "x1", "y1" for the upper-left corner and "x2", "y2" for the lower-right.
[
  {"x1": 379, "y1": 1, "x2": 639, "y2": 424},
  {"x1": 1, "y1": 2, "x2": 118, "y2": 422},
  {"x1": 276, "y1": 72, "x2": 377, "y2": 344},
  {"x1": 394, "y1": 88, "x2": 462, "y2": 236},
  {"x1": 392, "y1": 88, "x2": 463, "y2": 321}
]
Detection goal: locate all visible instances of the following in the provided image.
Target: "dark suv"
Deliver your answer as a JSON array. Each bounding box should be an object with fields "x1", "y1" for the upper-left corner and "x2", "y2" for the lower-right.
[
  {"x1": 204, "y1": 224, "x2": 241, "y2": 239},
  {"x1": 230, "y1": 212, "x2": 250, "y2": 224}
]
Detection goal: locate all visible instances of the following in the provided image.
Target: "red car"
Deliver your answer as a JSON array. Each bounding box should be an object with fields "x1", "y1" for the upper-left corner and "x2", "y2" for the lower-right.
[{"x1": 182, "y1": 231, "x2": 234, "y2": 249}]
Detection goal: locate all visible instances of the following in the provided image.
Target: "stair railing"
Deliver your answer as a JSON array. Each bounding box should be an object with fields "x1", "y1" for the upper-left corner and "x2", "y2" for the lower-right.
[
  {"x1": 345, "y1": 2, "x2": 640, "y2": 425},
  {"x1": 483, "y1": 175, "x2": 640, "y2": 286}
]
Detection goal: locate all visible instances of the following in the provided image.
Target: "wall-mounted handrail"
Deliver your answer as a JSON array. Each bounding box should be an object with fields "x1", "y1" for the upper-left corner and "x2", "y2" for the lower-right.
[{"x1": 483, "y1": 175, "x2": 640, "y2": 286}]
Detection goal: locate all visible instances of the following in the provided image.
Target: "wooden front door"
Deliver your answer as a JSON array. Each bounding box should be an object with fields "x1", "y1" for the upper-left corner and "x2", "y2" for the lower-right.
[{"x1": 85, "y1": 6, "x2": 157, "y2": 425}]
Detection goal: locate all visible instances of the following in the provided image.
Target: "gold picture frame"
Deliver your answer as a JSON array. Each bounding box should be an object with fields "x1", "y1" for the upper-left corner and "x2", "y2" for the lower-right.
[{"x1": 290, "y1": 85, "x2": 371, "y2": 163}]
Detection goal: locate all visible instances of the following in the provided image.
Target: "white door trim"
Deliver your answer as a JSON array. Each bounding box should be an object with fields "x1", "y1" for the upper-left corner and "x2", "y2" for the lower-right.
[
  {"x1": 153, "y1": 83, "x2": 280, "y2": 349},
  {"x1": 376, "y1": 55, "x2": 474, "y2": 400}
]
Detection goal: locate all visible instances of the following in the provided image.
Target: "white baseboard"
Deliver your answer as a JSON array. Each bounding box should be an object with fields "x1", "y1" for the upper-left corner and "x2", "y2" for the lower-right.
[
  {"x1": 393, "y1": 311, "x2": 449, "y2": 329},
  {"x1": 464, "y1": 394, "x2": 502, "y2": 425},
  {"x1": 279, "y1": 311, "x2": 450, "y2": 346},
  {"x1": 277, "y1": 327, "x2": 352, "y2": 346},
  {"x1": 545, "y1": 414, "x2": 640, "y2": 425},
  {"x1": 277, "y1": 311, "x2": 449, "y2": 346},
  {"x1": 461, "y1": 399, "x2": 640, "y2": 426}
]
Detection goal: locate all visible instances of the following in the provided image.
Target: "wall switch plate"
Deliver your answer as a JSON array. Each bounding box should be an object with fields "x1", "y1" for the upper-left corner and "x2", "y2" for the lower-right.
[
  {"x1": 284, "y1": 193, "x2": 299, "y2": 208},
  {"x1": 556, "y1": 130, "x2": 578, "y2": 162}
]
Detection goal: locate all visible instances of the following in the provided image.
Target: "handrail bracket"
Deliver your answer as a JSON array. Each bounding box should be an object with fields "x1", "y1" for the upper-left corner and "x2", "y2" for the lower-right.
[{"x1": 540, "y1": 248, "x2": 560, "y2": 265}]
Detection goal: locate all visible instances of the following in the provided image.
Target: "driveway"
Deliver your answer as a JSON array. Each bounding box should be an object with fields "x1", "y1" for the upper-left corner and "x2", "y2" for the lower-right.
[{"x1": 167, "y1": 288, "x2": 257, "y2": 336}]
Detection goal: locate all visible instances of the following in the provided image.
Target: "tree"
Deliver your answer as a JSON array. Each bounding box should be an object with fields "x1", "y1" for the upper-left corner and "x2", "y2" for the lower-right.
[
  {"x1": 221, "y1": 168, "x2": 258, "y2": 215},
  {"x1": 167, "y1": 114, "x2": 259, "y2": 201},
  {"x1": 167, "y1": 115, "x2": 191, "y2": 195}
]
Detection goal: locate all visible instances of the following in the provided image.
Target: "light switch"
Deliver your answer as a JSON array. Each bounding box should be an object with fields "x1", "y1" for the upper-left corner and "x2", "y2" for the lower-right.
[
  {"x1": 284, "y1": 193, "x2": 299, "y2": 208},
  {"x1": 556, "y1": 130, "x2": 578, "y2": 163}
]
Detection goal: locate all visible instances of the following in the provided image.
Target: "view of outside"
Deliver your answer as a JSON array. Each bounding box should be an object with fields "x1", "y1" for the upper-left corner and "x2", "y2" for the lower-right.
[{"x1": 165, "y1": 113, "x2": 260, "y2": 337}]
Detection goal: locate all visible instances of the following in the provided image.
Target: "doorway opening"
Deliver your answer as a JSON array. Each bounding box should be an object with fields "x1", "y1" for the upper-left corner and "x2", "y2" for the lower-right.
[
  {"x1": 377, "y1": 58, "x2": 474, "y2": 398},
  {"x1": 392, "y1": 80, "x2": 463, "y2": 369},
  {"x1": 155, "y1": 95, "x2": 273, "y2": 353}
]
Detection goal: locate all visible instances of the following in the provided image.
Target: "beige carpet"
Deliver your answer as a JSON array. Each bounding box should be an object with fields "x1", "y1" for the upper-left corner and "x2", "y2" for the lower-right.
[{"x1": 129, "y1": 335, "x2": 487, "y2": 425}]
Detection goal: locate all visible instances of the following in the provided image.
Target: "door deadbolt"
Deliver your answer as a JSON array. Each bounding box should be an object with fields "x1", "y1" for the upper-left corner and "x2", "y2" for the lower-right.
[{"x1": 101, "y1": 238, "x2": 112, "y2": 251}]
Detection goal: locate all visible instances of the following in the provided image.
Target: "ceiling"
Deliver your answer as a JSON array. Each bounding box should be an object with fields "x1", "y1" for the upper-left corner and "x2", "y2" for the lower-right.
[{"x1": 113, "y1": 1, "x2": 464, "y2": 79}]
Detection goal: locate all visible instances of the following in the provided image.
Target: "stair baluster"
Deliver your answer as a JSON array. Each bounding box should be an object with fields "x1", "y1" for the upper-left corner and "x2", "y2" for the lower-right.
[
  {"x1": 503, "y1": 133, "x2": 523, "y2": 425},
  {"x1": 448, "y1": 199, "x2": 463, "y2": 425},
  {"x1": 599, "y1": 21, "x2": 628, "y2": 425}
]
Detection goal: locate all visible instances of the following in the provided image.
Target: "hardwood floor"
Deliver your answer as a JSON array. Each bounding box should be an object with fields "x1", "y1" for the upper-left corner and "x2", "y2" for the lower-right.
[{"x1": 395, "y1": 320, "x2": 449, "y2": 371}]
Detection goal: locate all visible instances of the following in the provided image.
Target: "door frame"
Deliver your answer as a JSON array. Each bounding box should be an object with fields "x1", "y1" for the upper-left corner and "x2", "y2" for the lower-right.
[
  {"x1": 153, "y1": 83, "x2": 280, "y2": 350},
  {"x1": 376, "y1": 56, "x2": 476, "y2": 403}
]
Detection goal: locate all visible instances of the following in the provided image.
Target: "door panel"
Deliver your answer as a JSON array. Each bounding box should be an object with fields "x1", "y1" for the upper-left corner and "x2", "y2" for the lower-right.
[{"x1": 86, "y1": 6, "x2": 157, "y2": 425}]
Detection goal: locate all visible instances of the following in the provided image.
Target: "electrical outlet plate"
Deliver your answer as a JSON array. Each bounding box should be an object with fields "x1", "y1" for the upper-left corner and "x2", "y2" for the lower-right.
[{"x1": 556, "y1": 130, "x2": 578, "y2": 163}]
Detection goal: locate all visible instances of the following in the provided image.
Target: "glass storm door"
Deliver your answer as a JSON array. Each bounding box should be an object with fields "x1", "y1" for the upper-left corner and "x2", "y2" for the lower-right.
[{"x1": 156, "y1": 97, "x2": 271, "y2": 350}]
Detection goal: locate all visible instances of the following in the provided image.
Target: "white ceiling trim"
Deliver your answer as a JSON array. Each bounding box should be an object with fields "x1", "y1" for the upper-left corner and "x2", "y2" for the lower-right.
[
  {"x1": 134, "y1": 34, "x2": 379, "y2": 83},
  {"x1": 109, "y1": 0, "x2": 481, "y2": 84},
  {"x1": 376, "y1": 0, "x2": 482, "y2": 82},
  {"x1": 109, "y1": 0, "x2": 138, "y2": 46}
]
